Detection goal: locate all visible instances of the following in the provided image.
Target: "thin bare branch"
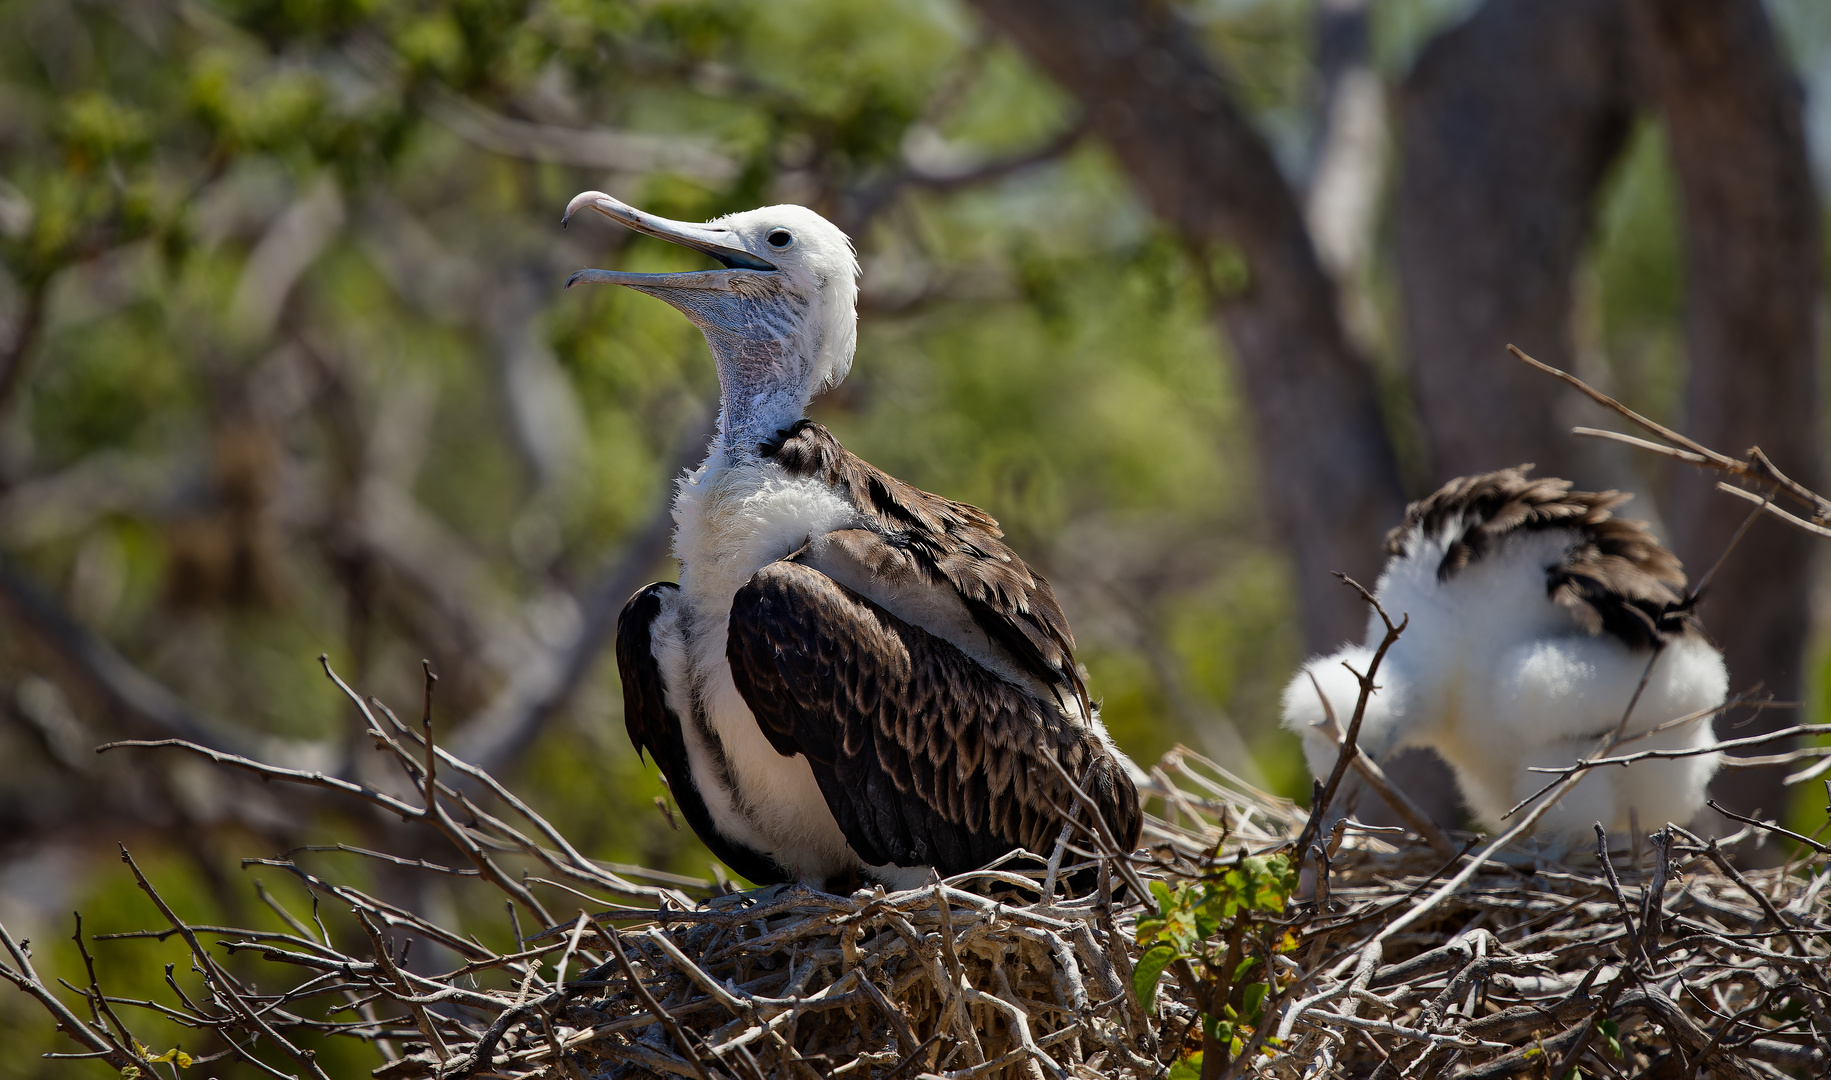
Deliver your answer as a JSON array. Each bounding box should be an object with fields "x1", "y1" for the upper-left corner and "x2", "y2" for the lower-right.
[
  {"x1": 1293, "y1": 573, "x2": 1408, "y2": 858},
  {"x1": 1514, "y1": 344, "x2": 1831, "y2": 528}
]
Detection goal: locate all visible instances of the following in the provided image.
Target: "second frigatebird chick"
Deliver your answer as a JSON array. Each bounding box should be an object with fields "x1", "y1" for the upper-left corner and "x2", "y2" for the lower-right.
[{"x1": 1282, "y1": 467, "x2": 1726, "y2": 848}]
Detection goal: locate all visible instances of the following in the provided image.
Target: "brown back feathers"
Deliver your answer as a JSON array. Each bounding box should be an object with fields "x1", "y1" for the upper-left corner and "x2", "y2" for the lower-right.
[
  {"x1": 762, "y1": 420, "x2": 1090, "y2": 714},
  {"x1": 728, "y1": 561, "x2": 1141, "y2": 874},
  {"x1": 1388, "y1": 466, "x2": 1697, "y2": 650}
]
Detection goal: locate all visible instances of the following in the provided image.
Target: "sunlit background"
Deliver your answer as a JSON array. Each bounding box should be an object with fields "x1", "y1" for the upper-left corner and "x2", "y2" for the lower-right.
[{"x1": 1, "y1": 0, "x2": 1829, "y2": 1072}]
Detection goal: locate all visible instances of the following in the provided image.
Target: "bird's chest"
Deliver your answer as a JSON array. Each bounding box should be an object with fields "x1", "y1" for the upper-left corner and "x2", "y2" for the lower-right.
[
  {"x1": 661, "y1": 462, "x2": 863, "y2": 859},
  {"x1": 669, "y1": 460, "x2": 860, "y2": 668}
]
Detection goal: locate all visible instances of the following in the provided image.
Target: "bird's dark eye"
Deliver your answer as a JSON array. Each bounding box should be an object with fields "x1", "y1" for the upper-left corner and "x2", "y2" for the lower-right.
[{"x1": 767, "y1": 229, "x2": 793, "y2": 248}]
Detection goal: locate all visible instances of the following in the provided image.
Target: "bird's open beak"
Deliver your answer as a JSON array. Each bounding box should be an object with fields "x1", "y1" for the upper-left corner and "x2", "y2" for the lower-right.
[{"x1": 563, "y1": 191, "x2": 775, "y2": 290}]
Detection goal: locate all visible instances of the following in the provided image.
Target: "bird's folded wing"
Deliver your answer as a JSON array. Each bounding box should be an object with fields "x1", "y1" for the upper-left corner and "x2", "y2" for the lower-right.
[
  {"x1": 726, "y1": 560, "x2": 1139, "y2": 874},
  {"x1": 763, "y1": 420, "x2": 1089, "y2": 712}
]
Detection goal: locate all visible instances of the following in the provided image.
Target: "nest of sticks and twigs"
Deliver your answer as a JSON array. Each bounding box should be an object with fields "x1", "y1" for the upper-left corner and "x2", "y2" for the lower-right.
[{"x1": 1, "y1": 652, "x2": 1827, "y2": 1080}]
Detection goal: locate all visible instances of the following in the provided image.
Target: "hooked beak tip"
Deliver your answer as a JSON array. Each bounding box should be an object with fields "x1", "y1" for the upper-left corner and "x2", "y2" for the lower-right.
[{"x1": 563, "y1": 190, "x2": 618, "y2": 230}]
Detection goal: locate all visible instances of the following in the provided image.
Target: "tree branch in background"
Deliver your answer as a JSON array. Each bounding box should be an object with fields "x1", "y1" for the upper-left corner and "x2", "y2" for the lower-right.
[
  {"x1": 422, "y1": 87, "x2": 738, "y2": 183},
  {"x1": 230, "y1": 174, "x2": 347, "y2": 340},
  {"x1": 0, "y1": 278, "x2": 47, "y2": 435},
  {"x1": 0, "y1": 450, "x2": 189, "y2": 550},
  {"x1": 452, "y1": 409, "x2": 711, "y2": 774},
  {"x1": 338, "y1": 33, "x2": 739, "y2": 184},
  {"x1": 968, "y1": 0, "x2": 1406, "y2": 649},
  {"x1": 0, "y1": 555, "x2": 256, "y2": 758},
  {"x1": 840, "y1": 118, "x2": 1088, "y2": 234},
  {"x1": 287, "y1": 325, "x2": 550, "y2": 697},
  {"x1": 1624, "y1": 0, "x2": 1822, "y2": 831}
]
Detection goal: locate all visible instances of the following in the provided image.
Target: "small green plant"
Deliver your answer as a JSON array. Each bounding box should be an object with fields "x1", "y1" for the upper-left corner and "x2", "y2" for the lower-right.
[
  {"x1": 119, "y1": 1040, "x2": 191, "y2": 1077},
  {"x1": 1134, "y1": 851, "x2": 1299, "y2": 1078}
]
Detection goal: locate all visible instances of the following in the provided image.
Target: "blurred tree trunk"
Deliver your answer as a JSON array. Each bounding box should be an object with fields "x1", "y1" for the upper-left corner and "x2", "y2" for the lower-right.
[
  {"x1": 1396, "y1": 0, "x2": 1635, "y2": 487},
  {"x1": 969, "y1": 0, "x2": 1407, "y2": 650},
  {"x1": 1627, "y1": 0, "x2": 1822, "y2": 826},
  {"x1": 1307, "y1": 0, "x2": 1387, "y2": 316}
]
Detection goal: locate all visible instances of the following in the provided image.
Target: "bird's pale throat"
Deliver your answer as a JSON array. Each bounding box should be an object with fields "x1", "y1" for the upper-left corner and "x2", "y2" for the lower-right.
[{"x1": 635, "y1": 279, "x2": 817, "y2": 450}]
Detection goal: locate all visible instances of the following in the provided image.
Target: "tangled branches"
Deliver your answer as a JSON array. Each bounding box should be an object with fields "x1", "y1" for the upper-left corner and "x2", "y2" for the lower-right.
[
  {"x1": 1263, "y1": 813, "x2": 1830, "y2": 1079},
  {"x1": 0, "y1": 650, "x2": 1827, "y2": 1079}
]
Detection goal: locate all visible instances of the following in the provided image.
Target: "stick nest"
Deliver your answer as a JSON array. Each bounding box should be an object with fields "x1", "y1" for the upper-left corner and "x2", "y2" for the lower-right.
[
  {"x1": 3, "y1": 670, "x2": 1828, "y2": 1080},
  {"x1": 401, "y1": 751, "x2": 1828, "y2": 1080}
]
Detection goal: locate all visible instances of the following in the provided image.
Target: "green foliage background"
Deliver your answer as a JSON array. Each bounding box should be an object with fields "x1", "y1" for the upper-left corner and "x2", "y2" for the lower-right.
[{"x1": 0, "y1": 0, "x2": 1826, "y2": 1075}]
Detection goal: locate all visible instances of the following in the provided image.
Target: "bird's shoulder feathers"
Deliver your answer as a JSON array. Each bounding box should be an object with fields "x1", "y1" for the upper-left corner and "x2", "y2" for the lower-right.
[
  {"x1": 1386, "y1": 466, "x2": 1697, "y2": 649},
  {"x1": 761, "y1": 420, "x2": 1089, "y2": 712}
]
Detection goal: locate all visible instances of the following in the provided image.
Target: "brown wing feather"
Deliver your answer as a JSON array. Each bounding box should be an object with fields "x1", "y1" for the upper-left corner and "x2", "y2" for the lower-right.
[
  {"x1": 1388, "y1": 466, "x2": 1697, "y2": 649},
  {"x1": 761, "y1": 421, "x2": 1089, "y2": 714},
  {"x1": 725, "y1": 559, "x2": 1140, "y2": 877}
]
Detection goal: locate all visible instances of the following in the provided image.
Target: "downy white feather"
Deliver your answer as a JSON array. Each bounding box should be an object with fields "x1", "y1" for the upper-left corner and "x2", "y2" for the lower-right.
[{"x1": 1283, "y1": 522, "x2": 1725, "y2": 847}]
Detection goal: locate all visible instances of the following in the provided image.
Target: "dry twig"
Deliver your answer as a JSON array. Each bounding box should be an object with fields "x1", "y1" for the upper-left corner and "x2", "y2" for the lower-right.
[{"x1": 1510, "y1": 343, "x2": 1831, "y2": 537}]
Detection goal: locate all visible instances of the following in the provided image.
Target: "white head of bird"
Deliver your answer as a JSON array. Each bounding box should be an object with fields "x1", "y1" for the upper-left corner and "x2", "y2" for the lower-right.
[{"x1": 563, "y1": 192, "x2": 859, "y2": 449}]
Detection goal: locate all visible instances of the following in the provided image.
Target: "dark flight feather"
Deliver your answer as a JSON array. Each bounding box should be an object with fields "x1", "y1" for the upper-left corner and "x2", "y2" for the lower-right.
[
  {"x1": 1387, "y1": 466, "x2": 1697, "y2": 650},
  {"x1": 616, "y1": 582, "x2": 790, "y2": 885},
  {"x1": 726, "y1": 559, "x2": 1141, "y2": 877}
]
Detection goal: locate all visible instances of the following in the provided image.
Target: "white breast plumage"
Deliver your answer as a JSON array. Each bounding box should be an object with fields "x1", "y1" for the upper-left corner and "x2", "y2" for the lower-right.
[{"x1": 663, "y1": 457, "x2": 867, "y2": 884}]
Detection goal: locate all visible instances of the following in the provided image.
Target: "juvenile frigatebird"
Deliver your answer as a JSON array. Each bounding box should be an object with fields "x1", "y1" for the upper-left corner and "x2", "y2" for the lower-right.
[{"x1": 564, "y1": 192, "x2": 1141, "y2": 891}]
